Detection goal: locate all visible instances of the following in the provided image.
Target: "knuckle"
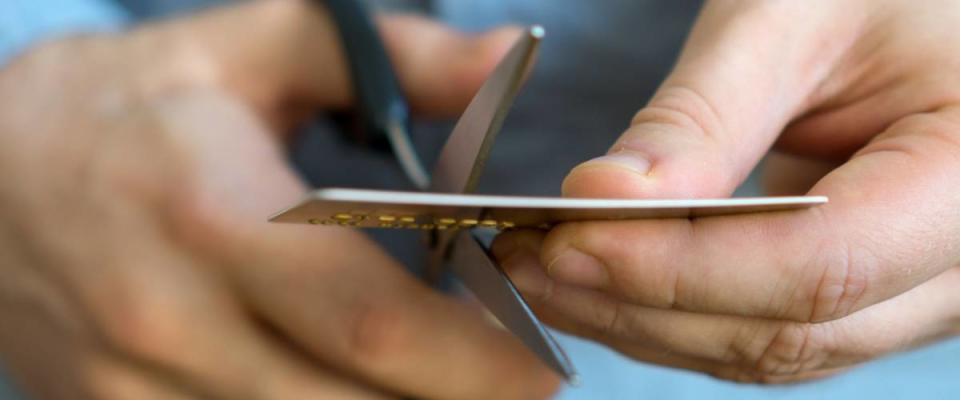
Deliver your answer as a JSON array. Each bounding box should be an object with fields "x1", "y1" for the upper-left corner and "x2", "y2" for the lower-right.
[
  {"x1": 541, "y1": 223, "x2": 596, "y2": 274},
  {"x1": 96, "y1": 288, "x2": 187, "y2": 363},
  {"x1": 164, "y1": 186, "x2": 236, "y2": 253},
  {"x1": 877, "y1": 111, "x2": 960, "y2": 149},
  {"x1": 541, "y1": 223, "x2": 582, "y2": 260},
  {"x1": 595, "y1": 299, "x2": 623, "y2": 339},
  {"x1": 724, "y1": 323, "x2": 828, "y2": 381},
  {"x1": 807, "y1": 239, "x2": 872, "y2": 322},
  {"x1": 120, "y1": 28, "x2": 221, "y2": 101},
  {"x1": 549, "y1": 218, "x2": 695, "y2": 309},
  {"x1": 346, "y1": 301, "x2": 414, "y2": 373},
  {"x1": 587, "y1": 218, "x2": 692, "y2": 308},
  {"x1": 630, "y1": 85, "x2": 725, "y2": 142},
  {"x1": 84, "y1": 364, "x2": 143, "y2": 400},
  {"x1": 752, "y1": 323, "x2": 820, "y2": 376},
  {"x1": 709, "y1": 367, "x2": 767, "y2": 384},
  {"x1": 620, "y1": 85, "x2": 745, "y2": 196},
  {"x1": 721, "y1": 321, "x2": 766, "y2": 366}
]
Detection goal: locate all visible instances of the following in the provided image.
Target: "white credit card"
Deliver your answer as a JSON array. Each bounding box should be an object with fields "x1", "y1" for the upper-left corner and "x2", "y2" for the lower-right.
[{"x1": 270, "y1": 188, "x2": 828, "y2": 230}]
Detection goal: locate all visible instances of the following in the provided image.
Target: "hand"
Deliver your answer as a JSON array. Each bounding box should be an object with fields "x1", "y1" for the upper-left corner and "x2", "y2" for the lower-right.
[
  {"x1": 0, "y1": 1, "x2": 559, "y2": 398},
  {"x1": 495, "y1": 0, "x2": 960, "y2": 383}
]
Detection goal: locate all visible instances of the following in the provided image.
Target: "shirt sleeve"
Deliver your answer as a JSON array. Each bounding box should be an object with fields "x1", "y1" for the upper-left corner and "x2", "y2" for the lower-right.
[{"x1": 0, "y1": 0, "x2": 129, "y2": 65}]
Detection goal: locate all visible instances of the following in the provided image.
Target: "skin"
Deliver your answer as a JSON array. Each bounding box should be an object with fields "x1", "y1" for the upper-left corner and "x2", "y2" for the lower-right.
[
  {"x1": 0, "y1": 1, "x2": 560, "y2": 399},
  {"x1": 495, "y1": 0, "x2": 960, "y2": 383}
]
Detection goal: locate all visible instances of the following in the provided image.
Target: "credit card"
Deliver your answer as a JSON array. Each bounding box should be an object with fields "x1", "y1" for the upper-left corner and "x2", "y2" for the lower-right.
[{"x1": 270, "y1": 188, "x2": 828, "y2": 230}]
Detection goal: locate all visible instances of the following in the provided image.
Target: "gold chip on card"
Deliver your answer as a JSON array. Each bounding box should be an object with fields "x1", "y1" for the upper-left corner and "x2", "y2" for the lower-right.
[{"x1": 271, "y1": 188, "x2": 828, "y2": 230}]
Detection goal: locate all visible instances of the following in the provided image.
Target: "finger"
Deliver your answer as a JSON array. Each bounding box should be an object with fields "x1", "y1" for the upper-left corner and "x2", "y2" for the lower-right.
[
  {"x1": 495, "y1": 232, "x2": 742, "y2": 378},
  {"x1": 521, "y1": 287, "x2": 853, "y2": 385},
  {"x1": 561, "y1": 1, "x2": 863, "y2": 199},
  {"x1": 74, "y1": 234, "x2": 389, "y2": 400},
  {"x1": 543, "y1": 105, "x2": 960, "y2": 322},
  {"x1": 759, "y1": 152, "x2": 838, "y2": 196},
  {"x1": 230, "y1": 225, "x2": 559, "y2": 400},
  {"x1": 500, "y1": 247, "x2": 768, "y2": 383},
  {"x1": 501, "y1": 249, "x2": 960, "y2": 380},
  {"x1": 377, "y1": 15, "x2": 521, "y2": 116},
  {"x1": 531, "y1": 303, "x2": 850, "y2": 385},
  {"x1": 155, "y1": 0, "x2": 518, "y2": 119},
  {"x1": 528, "y1": 300, "x2": 727, "y2": 379},
  {"x1": 82, "y1": 351, "x2": 199, "y2": 400},
  {"x1": 747, "y1": 367, "x2": 850, "y2": 384},
  {"x1": 494, "y1": 236, "x2": 865, "y2": 385},
  {"x1": 491, "y1": 229, "x2": 549, "y2": 263},
  {"x1": 64, "y1": 93, "x2": 393, "y2": 400}
]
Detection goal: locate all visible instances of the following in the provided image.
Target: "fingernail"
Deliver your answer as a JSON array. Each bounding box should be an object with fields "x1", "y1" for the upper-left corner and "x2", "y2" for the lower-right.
[
  {"x1": 546, "y1": 249, "x2": 608, "y2": 288},
  {"x1": 502, "y1": 252, "x2": 551, "y2": 299},
  {"x1": 581, "y1": 150, "x2": 652, "y2": 176}
]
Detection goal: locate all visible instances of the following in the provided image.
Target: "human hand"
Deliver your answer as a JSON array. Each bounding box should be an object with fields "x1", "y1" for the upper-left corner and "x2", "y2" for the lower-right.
[
  {"x1": 495, "y1": 0, "x2": 960, "y2": 383},
  {"x1": 0, "y1": 1, "x2": 558, "y2": 398}
]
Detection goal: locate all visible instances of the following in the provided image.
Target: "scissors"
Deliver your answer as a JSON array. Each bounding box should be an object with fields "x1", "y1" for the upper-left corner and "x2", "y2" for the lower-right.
[
  {"x1": 317, "y1": 0, "x2": 577, "y2": 381},
  {"x1": 291, "y1": 0, "x2": 826, "y2": 383}
]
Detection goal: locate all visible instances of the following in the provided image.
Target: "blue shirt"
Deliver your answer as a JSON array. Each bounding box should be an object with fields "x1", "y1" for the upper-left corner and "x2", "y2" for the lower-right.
[{"x1": 0, "y1": 0, "x2": 127, "y2": 64}]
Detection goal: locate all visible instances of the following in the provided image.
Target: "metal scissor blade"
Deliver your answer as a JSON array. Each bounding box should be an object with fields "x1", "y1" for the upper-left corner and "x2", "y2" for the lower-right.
[
  {"x1": 423, "y1": 25, "x2": 574, "y2": 380},
  {"x1": 449, "y1": 230, "x2": 577, "y2": 381},
  {"x1": 428, "y1": 26, "x2": 543, "y2": 194},
  {"x1": 386, "y1": 121, "x2": 430, "y2": 190}
]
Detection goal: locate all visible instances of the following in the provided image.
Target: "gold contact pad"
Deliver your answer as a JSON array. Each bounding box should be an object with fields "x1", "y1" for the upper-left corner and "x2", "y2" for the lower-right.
[{"x1": 309, "y1": 213, "x2": 516, "y2": 231}]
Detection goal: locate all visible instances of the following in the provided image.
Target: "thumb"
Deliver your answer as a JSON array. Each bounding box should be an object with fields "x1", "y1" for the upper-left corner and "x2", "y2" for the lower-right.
[
  {"x1": 159, "y1": 0, "x2": 518, "y2": 119},
  {"x1": 562, "y1": 1, "x2": 857, "y2": 199}
]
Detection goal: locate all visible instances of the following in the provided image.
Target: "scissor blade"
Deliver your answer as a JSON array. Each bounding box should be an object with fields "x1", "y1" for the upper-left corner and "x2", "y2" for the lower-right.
[
  {"x1": 449, "y1": 230, "x2": 577, "y2": 381},
  {"x1": 428, "y1": 26, "x2": 543, "y2": 194}
]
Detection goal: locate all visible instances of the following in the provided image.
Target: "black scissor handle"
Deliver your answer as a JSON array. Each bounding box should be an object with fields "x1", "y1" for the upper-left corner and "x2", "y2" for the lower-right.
[{"x1": 318, "y1": 0, "x2": 429, "y2": 189}]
